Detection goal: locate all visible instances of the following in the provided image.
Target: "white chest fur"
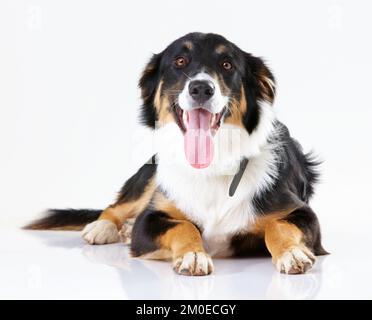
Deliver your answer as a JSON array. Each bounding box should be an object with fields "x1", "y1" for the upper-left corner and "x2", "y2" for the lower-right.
[
  {"x1": 154, "y1": 103, "x2": 278, "y2": 257},
  {"x1": 156, "y1": 147, "x2": 277, "y2": 257}
]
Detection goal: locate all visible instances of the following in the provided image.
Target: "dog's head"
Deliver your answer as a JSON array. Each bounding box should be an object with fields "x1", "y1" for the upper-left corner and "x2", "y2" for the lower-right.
[{"x1": 139, "y1": 32, "x2": 276, "y2": 169}]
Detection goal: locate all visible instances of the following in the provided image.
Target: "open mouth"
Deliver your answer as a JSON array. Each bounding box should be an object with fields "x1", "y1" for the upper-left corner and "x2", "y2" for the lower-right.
[
  {"x1": 174, "y1": 105, "x2": 225, "y2": 135},
  {"x1": 173, "y1": 105, "x2": 226, "y2": 169}
]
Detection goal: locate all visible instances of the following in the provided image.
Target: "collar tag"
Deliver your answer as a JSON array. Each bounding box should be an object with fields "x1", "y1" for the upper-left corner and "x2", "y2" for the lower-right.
[{"x1": 229, "y1": 158, "x2": 249, "y2": 197}]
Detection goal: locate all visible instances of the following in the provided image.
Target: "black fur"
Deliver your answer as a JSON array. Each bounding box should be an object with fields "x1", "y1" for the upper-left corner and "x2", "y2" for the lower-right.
[
  {"x1": 25, "y1": 33, "x2": 326, "y2": 265},
  {"x1": 116, "y1": 157, "x2": 157, "y2": 204},
  {"x1": 23, "y1": 209, "x2": 102, "y2": 230},
  {"x1": 229, "y1": 120, "x2": 327, "y2": 256},
  {"x1": 231, "y1": 233, "x2": 269, "y2": 257},
  {"x1": 242, "y1": 54, "x2": 275, "y2": 134},
  {"x1": 245, "y1": 54, "x2": 276, "y2": 102},
  {"x1": 242, "y1": 86, "x2": 260, "y2": 134},
  {"x1": 139, "y1": 54, "x2": 162, "y2": 128},
  {"x1": 284, "y1": 206, "x2": 328, "y2": 255},
  {"x1": 252, "y1": 121, "x2": 320, "y2": 214},
  {"x1": 138, "y1": 32, "x2": 275, "y2": 134},
  {"x1": 130, "y1": 210, "x2": 176, "y2": 257}
]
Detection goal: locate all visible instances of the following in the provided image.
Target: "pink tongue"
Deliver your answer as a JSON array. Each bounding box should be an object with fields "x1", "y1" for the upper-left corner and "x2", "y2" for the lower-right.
[{"x1": 184, "y1": 109, "x2": 214, "y2": 169}]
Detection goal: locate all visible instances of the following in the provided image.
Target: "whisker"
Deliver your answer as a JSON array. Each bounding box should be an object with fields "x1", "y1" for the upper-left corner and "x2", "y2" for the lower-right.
[{"x1": 182, "y1": 71, "x2": 192, "y2": 80}]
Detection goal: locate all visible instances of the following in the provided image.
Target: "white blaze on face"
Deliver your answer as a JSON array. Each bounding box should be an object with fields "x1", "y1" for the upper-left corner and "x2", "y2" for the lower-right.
[
  {"x1": 178, "y1": 72, "x2": 229, "y2": 169},
  {"x1": 178, "y1": 72, "x2": 228, "y2": 113}
]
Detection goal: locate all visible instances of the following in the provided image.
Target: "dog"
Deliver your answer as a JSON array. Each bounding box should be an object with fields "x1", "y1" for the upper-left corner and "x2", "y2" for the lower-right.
[{"x1": 25, "y1": 32, "x2": 327, "y2": 276}]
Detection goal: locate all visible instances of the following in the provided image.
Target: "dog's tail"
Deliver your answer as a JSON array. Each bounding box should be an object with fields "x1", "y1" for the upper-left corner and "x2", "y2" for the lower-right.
[{"x1": 23, "y1": 209, "x2": 102, "y2": 231}]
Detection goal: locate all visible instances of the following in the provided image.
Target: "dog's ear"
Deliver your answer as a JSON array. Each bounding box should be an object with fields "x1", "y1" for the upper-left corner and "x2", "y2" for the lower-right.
[
  {"x1": 245, "y1": 54, "x2": 276, "y2": 104},
  {"x1": 242, "y1": 54, "x2": 276, "y2": 133},
  {"x1": 138, "y1": 52, "x2": 163, "y2": 128}
]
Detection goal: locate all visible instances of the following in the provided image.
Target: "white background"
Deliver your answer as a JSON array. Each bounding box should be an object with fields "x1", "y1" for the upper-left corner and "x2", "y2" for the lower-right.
[{"x1": 1, "y1": 0, "x2": 372, "y2": 299}]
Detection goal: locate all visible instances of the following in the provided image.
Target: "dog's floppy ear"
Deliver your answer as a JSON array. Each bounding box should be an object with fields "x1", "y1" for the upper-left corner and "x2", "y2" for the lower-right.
[
  {"x1": 138, "y1": 52, "x2": 163, "y2": 128},
  {"x1": 245, "y1": 54, "x2": 276, "y2": 104},
  {"x1": 242, "y1": 54, "x2": 276, "y2": 133}
]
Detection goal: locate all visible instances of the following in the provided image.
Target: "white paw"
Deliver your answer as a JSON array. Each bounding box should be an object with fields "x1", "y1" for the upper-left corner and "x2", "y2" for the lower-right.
[
  {"x1": 173, "y1": 252, "x2": 214, "y2": 276},
  {"x1": 276, "y1": 246, "x2": 316, "y2": 274},
  {"x1": 82, "y1": 220, "x2": 119, "y2": 245},
  {"x1": 119, "y1": 218, "x2": 134, "y2": 245}
]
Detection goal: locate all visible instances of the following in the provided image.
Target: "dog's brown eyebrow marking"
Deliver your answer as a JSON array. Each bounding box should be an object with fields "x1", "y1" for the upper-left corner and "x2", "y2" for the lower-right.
[
  {"x1": 183, "y1": 41, "x2": 193, "y2": 50},
  {"x1": 215, "y1": 44, "x2": 227, "y2": 54}
]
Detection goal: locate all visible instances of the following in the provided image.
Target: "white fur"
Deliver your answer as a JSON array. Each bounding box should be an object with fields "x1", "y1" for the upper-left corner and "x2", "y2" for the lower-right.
[
  {"x1": 82, "y1": 220, "x2": 119, "y2": 245},
  {"x1": 155, "y1": 101, "x2": 279, "y2": 257},
  {"x1": 119, "y1": 218, "x2": 134, "y2": 245},
  {"x1": 276, "y1": 247, "x2": 315, "y2": 274},
  {"x1": 239, "y1": 101, "x2": 277, "y2": 158},
  {"x1": 178, "y1": 72, "x2": 228, "y2": 114},
  {"x1": 173, "y1": 251, "x2": 214, "y2": 276}
]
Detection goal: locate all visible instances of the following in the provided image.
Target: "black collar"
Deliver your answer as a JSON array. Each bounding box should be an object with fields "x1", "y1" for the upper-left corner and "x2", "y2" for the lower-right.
[
  {"x1": 149, "y1": 154, "x2": 248, "y2": 197},
  {"x1": 229, "y1": 158, "x2": 249, "y2": 197}
]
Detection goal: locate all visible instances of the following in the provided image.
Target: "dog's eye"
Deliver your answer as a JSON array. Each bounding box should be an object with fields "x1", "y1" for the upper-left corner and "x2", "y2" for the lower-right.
[
  {"x1": 221, "y1": 61, "x2": 233, "y2": 70},
  {"x1": 174, "y1": 56, "x2": 188, "y2": 68}
]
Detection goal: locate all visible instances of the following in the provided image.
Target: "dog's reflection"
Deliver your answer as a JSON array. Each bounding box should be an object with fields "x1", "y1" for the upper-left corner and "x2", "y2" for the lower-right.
[
  {"x1": 82, "y1": 243, "x2": 214, "y2": 299},
  {"x1": 82, "y1": 241, "x2": 325, "y2": 300},
  {"x1": 26, "y1": 231, "x2": 325, "y2": 299},
  {"x1": 266, "y1": 272, "x2": 321, "y2": 299}
]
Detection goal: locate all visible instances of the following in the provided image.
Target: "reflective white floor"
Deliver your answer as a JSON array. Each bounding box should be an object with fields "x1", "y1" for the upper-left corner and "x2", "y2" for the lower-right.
[{"x1": 0, "y1": 228, "x2": 371, "y2": 299}]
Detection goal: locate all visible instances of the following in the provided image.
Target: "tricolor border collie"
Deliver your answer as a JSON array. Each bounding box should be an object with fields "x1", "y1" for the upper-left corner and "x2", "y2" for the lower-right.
[{"x1": 25, "y1": 32, "x2": 327, "y2": 276}]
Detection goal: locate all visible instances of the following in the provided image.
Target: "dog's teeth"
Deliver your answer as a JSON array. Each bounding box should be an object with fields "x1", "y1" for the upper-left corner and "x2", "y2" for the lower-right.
[
  {"x1": 182, "y1": 111, "x2": 188, "y2": 129},
  {"x1": 211, "y1": 114, "x2": 216, "y2": 126}
]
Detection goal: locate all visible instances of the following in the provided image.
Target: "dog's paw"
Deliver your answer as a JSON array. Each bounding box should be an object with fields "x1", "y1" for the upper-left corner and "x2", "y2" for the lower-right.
[
  {"x1": 82, "y1": 220, "x2": 119, "y2": 245},
  {"x1": 275, "y1": 246, "x2": 316, "y2": 274},
  {"x1": 173, "y1": 252, "x2": 214, "y2": 276},
  {"x1": 119, "y1": 218, "x2": 134, "y2": 245}
]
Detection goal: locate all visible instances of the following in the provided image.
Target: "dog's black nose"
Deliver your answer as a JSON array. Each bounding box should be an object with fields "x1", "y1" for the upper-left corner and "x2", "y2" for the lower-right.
[{"x1": 188, "y1": 80, "x2": 215, "y2": 104}]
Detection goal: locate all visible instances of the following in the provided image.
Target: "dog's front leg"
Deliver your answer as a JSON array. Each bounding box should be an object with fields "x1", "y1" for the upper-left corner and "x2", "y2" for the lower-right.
[
  {"x1": 131, "y1": 208, "x2": 213, "y2": 276},
  {"x1": 264, "y1": 208, "x2": 318, "y2": 274}
]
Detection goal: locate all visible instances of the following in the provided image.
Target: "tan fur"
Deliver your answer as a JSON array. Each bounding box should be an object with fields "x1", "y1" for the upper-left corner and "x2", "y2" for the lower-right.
[
  {"x1": 224, "y1": 85, "x2": 247, "y2": 127},
  {"x1": 258, "y1": 74, "x2": 275, "y2": 103},
  {"x1": 158, "y1": 221, "x2": 206, "y2": 260},
  {"x1": 154, "y1": 80, "x2": 174, "y2": 125},
  {"x1": 249, "y1": 208, "x2": 297, "y2": 235},
  {"x1": 183, "y1": 41, "x2": 193, "y2": 50},
  {"x1": 247, "y1": 207, "x2": 314, "y2": 267},
  {"x1": 152, "y1": 192, "x2": 186, "y2": 220},
  {"x1": 264, "y1": 219, "x2": 306, "y2": 264},
  {"x1": 140, "y1": 249, "x2": 172, "y2": 260},
  {"x1": 98, "y1": 179, "x2": 156, "y2": 229},
  {"x1": 215, "y1": 44, "x2": 227, "y2": 54},
  {"x1": 216, "y1": 73, "x2": 231, "y2": 96},
  {"x1": 151, "y1": 192, "x2": 206, "y2": 259}
]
